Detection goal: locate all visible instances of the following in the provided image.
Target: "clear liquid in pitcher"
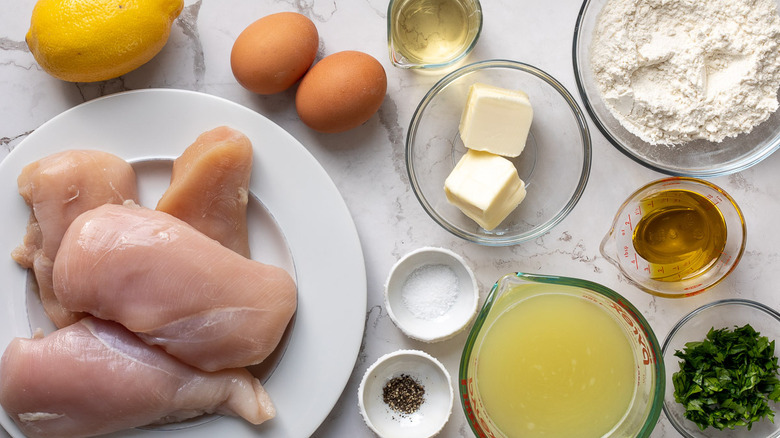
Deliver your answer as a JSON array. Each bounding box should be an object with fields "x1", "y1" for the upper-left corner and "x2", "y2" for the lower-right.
[{"x1": 390, "y1": 0, "x2": 476, "y2": 65}]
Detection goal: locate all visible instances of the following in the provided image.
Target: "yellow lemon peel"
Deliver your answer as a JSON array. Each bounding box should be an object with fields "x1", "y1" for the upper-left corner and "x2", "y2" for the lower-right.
[{"x1": 26, "y1": 0, "x2": 183, "y2": 82}]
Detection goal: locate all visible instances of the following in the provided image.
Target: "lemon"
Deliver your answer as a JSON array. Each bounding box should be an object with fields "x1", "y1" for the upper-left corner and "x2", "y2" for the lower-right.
[{"x1": 26, "y1": 0, "x2": 183, "y2": 82}]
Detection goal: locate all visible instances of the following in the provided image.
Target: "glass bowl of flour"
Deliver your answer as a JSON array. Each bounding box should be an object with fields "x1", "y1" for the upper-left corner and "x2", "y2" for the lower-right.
[{"x1": 573, "y1": 0, "x2": 780, "y2": 177}]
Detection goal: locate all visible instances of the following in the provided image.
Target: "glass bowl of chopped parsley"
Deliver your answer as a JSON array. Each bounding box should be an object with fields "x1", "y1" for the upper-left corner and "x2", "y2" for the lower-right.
[{"x1": 662, "y1": 299, "x2": 780, "y2": 437}]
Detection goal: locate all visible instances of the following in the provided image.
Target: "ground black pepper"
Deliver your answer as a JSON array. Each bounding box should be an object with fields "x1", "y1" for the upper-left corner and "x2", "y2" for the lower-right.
[{"x1": 382, "y1": 374, "x2": 425, "y2": 415}]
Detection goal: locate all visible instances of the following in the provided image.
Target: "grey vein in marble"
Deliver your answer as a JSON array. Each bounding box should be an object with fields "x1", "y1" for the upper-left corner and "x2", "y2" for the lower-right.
[
  {"x1": 175, "y1": 1, "x2": 205, "y2": 88},
  {"x1": 280, "y1": 0, "x2": 338, "y2": 23},
  {"x1": 74, "y1": 77, "x2": 130, "y2": 103},
  {"x1": 1, "y1": 130, "x2": 33, "y2": 154},
  {"x1": 0, "y1": 37, "x2": 28, "y2": 52},
  {"x1": 728, "y1": 172, "x2": 759, "y2": 192},
  {"x1": 377, "y1": 95, "x2": 409, "y2": 185}
]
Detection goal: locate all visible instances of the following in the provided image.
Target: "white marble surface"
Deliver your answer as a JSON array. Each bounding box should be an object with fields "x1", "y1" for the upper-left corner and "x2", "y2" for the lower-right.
[{"x1": 2, "y1": 0, "x2": 780, "y2": 437}]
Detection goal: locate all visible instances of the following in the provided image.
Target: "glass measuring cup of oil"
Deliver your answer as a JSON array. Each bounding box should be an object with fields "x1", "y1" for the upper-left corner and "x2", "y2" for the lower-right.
[
  {"x1": 387, "y1": 0, "x2": 482, "y2": 70},
  {"x1": 600, "y1": 177, "x2": 746, "y2": 298},
  {"x1": 459, "y1": 273, "x2": 665, "y2": 438}
]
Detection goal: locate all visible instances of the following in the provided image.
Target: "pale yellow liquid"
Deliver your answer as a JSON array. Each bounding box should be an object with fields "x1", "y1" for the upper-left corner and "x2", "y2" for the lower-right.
[
  {"x1": 633, "y1": 189, "x2": 727, "y2": 281},
  {"x1": 476, "y1": 292, "x2": 636, "y2": 437},
  {"x1": 390, "y1": 0, "x2": 475, "y2": 64}
]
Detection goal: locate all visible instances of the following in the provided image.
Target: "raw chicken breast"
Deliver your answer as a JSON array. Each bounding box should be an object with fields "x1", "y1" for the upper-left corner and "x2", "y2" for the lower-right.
[
  {"x1": 157, "y1": 126, "x2": 252, "y2": 257},
  {"x1": 11, "y1": 150, "x2": 138, "y2": 328},
  {"x1": 0, "y1": 317, "x2": 275, "y2": 438},
  {"x1": 53, "y1": 201, "x2": 297, "y2": 372}
]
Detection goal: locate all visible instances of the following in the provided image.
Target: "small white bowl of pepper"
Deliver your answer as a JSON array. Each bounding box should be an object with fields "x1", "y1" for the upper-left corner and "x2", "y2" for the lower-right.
[{"x1": 358, "y1": 349, "x2": 454, "y2": 437}]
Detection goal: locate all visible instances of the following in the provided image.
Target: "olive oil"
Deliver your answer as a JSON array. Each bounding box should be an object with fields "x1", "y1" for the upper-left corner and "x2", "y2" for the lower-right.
[
  {"x1": 633, "y1": 189, "x2": 727, "y2": 281},
  {"x1": 389, "y1": 0, "x2": 479, "y2": 65},
  {"x1": 475, "y1": 291, "x2": 636, "y2": 437}
]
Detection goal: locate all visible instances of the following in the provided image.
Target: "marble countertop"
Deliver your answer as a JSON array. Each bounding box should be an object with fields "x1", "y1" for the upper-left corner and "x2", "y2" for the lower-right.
[{"x1": 2, "y1": 0, "x2": 780, "y2": 437}]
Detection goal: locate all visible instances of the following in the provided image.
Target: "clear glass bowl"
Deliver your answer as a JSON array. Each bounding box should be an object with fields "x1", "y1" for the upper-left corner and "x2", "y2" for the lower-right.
[
  {"x1": 459, "y1": 273, "x2": 665, "y2": 437},
  {"x1": 662, "y1": 299, "x2": 780, "y2": 437},
  {"x1": 573, "y1": 0, "x2": 780, "y2": 177},
  {"x1": 406, "y1": 60, "x2": 592, "y2": 246}
]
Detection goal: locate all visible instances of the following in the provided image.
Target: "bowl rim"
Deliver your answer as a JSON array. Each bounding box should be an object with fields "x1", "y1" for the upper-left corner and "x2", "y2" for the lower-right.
[
  {"x1": 458, "y1": 272, "x2": 665, "y2": 438},
  {"x1": 405, "y1": 59, "x2": 593, "y2": 246},
  {"x1": 660, "y1": 298, "x2": 780, "y2": 437},
  {"x1": 383, "y1": 246, "x2": 480, "y2": 343},
  {"x1": 358, "y1": 349, "x2": 454, "y2": 437},
  {"x1": 571, "y1": 0, "x2": 780, "y2": 178}
]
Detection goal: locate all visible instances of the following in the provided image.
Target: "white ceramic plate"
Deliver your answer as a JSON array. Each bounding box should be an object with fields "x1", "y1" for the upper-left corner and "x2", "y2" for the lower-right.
[{"x1": 0, "y1": 89, "x2": 366, "y2": 438}]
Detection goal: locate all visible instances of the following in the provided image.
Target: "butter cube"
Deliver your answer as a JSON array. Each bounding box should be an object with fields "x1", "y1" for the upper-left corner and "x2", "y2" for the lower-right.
[
  {"x1": 459, "y1": 83, "x2": 533, "y2": 157},
  {"x1": 444, "y1": 150, "x2": 527, "y2": 231}
]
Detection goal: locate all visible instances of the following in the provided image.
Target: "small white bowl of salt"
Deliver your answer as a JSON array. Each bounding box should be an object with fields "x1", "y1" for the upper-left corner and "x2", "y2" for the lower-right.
[{"x1": 384, "y1": 247, "x2": 479, "y2": 342}]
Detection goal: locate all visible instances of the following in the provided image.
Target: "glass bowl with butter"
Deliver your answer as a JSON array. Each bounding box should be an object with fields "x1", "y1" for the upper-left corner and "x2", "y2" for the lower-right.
[{"x1": 406, "y1": 59, "x2": 592, "y2": 246}]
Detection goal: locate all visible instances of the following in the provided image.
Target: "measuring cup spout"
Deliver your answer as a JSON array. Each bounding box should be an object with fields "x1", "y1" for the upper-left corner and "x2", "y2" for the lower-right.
[{"x1": 599, "y1": 227, "x2": 621, "y2": 270}]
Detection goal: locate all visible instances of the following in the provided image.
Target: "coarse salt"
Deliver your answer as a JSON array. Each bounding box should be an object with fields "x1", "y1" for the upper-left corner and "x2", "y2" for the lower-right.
[{"x1": 401, "y1": 263, "x2": 460, "y2": 321}]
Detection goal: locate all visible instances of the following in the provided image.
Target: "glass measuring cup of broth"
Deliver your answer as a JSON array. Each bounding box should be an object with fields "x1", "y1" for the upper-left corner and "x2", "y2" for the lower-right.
[
  {"x1": 600, "y1": 177, "x2": 746, "y2": 298},
  {"x1": 459, "y1": 273, "x2": 664, "y2": 438},
  {"x1": 387, "y1": 0, "x2": 482, "y2": 70}
]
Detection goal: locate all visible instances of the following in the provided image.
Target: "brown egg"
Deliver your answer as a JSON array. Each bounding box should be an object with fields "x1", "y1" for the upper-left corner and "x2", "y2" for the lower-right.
[
  {"x1": 231, "y1": 12, "x2": 318, "y2": 95},
  {"x1": 295, "y1": 51, "x2": 387, "y2": 133}
]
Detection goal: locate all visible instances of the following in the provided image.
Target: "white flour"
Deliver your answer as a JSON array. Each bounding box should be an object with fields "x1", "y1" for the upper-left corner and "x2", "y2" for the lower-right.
[{"x1": 591, "y1": 0, "x2": 780, "y2": 145}]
